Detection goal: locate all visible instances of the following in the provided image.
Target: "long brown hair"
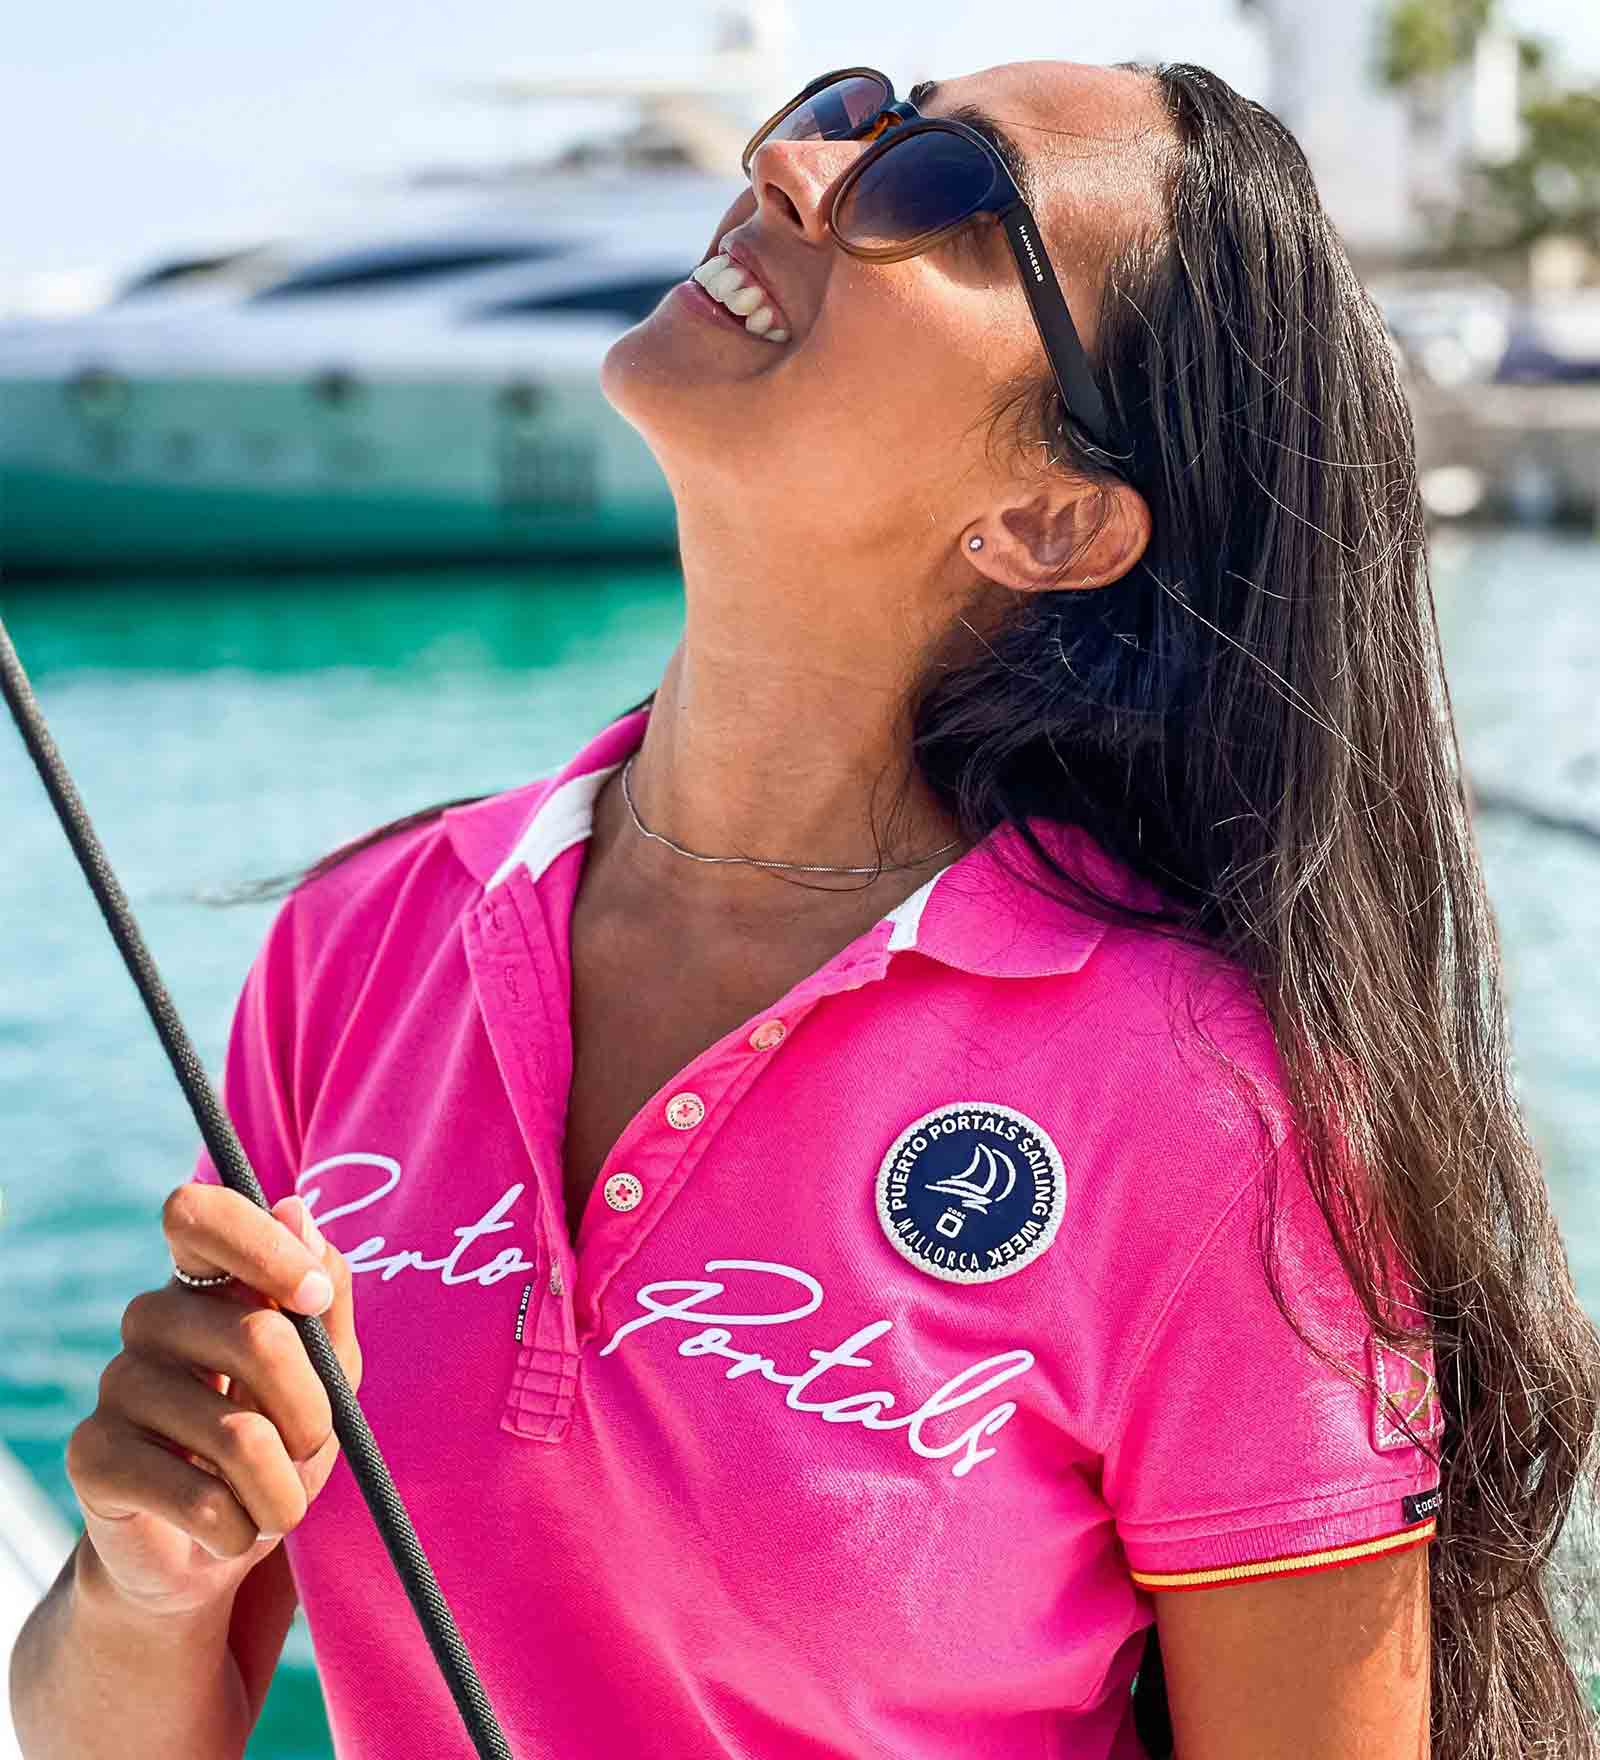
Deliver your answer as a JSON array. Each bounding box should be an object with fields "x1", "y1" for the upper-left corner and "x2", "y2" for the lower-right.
[
  {"x1": 216, "y1": 61, "x2": 1600, "y2": 1756},
  {"x1": 936, "y1": 61, "x2": 1600, "y2": 1755}
]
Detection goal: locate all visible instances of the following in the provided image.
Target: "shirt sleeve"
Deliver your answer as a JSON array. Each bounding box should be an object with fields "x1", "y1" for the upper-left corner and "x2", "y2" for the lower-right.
[
  {"x1": 1103, "y1": 1142, "x2": 1444, "y2": 1593},
  {"x1": 188, "y1": 891, "x2": 304, "y2": 1212}
]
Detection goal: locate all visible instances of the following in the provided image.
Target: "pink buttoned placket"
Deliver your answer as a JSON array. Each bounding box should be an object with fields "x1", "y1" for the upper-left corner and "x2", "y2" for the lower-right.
[
  {"x1": 598, "y1": 1035, "x2": 783, "y2": 1221},
  {"x1": 552, "y1": 1002, "x2": 794, "y2": 1314}
]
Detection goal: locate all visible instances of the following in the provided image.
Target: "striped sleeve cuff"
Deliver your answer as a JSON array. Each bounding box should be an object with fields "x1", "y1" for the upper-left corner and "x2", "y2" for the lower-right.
[
  {"x1": 1127, "y1": 1514, "x2": 1437, "y2": 1593},
  {"x1": 1119, "y1": 1477, "x2": 1442, "y2": 1594}
]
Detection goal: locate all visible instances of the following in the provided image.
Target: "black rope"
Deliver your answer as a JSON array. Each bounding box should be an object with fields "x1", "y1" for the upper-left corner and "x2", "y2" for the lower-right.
[{"x1": 0, "y1": 610, "x2": 513, "y2": 1760}]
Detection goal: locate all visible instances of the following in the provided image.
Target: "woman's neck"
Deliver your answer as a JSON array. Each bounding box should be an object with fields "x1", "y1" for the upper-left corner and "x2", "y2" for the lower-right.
[{"x1": 586, "y1": 643, "x2": 973, "y2": 936}]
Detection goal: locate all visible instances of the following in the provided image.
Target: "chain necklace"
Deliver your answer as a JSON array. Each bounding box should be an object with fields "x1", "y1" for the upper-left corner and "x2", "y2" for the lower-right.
[{"x1": 617, "y1": 755, "x2": 963, "y2": 876}]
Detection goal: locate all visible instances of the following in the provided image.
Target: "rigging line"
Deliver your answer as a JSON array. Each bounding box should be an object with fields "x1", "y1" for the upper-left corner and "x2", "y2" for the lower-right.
[{"x1": 0, "y1": 611, "x2": 514, "y2": 1760}]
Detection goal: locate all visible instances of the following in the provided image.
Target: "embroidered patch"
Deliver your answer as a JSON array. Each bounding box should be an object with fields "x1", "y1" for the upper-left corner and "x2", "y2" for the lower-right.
[
  {"x1": 875, "y1": 1102, "x2": 1066, "y2": 1284},
  {"x1": 1371, "y1": 1334, "x2": 1445, "y2": 1452}
]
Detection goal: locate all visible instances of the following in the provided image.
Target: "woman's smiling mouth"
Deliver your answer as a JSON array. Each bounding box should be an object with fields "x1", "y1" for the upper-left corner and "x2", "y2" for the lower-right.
[
  {"x1": 674, "y1": 272, "x2": 788, "y2": 342},
  {"x1": 684, "y1": 248, "x2": 791, "y2": 344}
]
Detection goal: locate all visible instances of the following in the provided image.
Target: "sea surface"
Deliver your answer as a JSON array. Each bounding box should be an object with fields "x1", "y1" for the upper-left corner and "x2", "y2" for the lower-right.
[{"x1": 1, "y1": 527, "x2": 1595, "y2": 1754}]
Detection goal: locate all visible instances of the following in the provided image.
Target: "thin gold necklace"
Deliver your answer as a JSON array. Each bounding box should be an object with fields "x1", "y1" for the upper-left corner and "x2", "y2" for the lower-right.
[{"x1": 618, "y1": 755, "x2": 962, "y2": 876}]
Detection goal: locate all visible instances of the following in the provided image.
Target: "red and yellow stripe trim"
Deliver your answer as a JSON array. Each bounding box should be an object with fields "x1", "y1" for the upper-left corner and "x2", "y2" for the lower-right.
[{"x1": 1129, "y1": 1517, "x2": 1436, "y2": 1593}]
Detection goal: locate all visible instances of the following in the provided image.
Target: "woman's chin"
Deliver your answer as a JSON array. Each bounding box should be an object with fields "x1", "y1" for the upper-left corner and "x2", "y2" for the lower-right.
[{"x1": 600, "y1": 297, "x2": 781, "y2": 421}]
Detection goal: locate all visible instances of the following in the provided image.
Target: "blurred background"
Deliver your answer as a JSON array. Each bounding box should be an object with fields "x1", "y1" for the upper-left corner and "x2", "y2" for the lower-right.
[{"x1": 1, "y1": 2, "x2": 1597, "y2": 1753}]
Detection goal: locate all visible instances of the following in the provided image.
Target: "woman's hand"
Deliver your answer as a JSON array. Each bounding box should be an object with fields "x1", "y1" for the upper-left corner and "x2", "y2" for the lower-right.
[{"x1": 64, "y1": 1181, "x2": 361, "y2": 1619}]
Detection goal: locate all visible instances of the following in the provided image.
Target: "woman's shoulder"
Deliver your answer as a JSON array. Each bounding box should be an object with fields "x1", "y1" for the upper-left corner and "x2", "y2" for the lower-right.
[
  {"x1": 1019, "y1": 818, "x2": 1293, "y2": 1141},
  {"x1": 1097, "y1": 916, "x2": 1287, "y2": 1104},
  {"x1": 1091, "y1": 942, "x2": 1298, "y2": 1220}
]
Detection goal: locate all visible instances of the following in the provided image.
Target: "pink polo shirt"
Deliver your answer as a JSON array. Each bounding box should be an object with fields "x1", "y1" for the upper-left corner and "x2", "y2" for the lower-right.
[{"x1": 191, "y1": 701, "x2": 1443, "y2": 1759}]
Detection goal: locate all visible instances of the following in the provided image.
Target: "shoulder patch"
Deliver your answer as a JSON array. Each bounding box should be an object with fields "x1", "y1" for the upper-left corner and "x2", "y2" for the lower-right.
[
  {"x1": 1371, "y1": 1334, "x2": 1445, "y2": 1452},
  {"x1": 876, "y1": 1102, "x2": 1066, "y2": 1284}
]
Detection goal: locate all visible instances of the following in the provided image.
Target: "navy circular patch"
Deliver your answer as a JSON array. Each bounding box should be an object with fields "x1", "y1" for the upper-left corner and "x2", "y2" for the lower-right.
[{"x1": 875, "y1": 1102, "x2": 1066, "y2": 1284}]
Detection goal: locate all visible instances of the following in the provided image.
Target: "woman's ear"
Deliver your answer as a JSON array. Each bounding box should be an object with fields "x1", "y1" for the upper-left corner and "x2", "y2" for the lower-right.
[{"x1": 963, "y1": 477, "x2": 1151, "y2": 593}]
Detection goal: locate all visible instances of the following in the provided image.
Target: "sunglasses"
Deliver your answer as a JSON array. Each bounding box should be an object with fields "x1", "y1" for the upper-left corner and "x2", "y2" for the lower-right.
[{"x1": 742, "y1": 66, "x2": 1115, "y2": 454}]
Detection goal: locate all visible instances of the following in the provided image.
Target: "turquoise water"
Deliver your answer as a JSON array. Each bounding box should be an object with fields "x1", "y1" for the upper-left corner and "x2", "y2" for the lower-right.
[{"x1": 1, "y1": 529, "x2": 1595, "y2": 1755}]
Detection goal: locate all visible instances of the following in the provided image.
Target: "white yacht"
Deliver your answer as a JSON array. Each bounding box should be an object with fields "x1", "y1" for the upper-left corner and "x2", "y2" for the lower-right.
[
  {"x1": 0, "y1": 5, "x2": 793, "y2": 575},
  {"x1": 0, "y1": 180, "x2": 741, "y2": 574}
]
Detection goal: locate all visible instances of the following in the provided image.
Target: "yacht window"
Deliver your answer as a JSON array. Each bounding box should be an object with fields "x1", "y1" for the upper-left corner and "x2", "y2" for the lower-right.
[
  {"x1": 470, "y1": 277, "x2": 687, "y2": 323},
  {"x1": 250, "y1": 242, "x2": 571, "y2": 300}
]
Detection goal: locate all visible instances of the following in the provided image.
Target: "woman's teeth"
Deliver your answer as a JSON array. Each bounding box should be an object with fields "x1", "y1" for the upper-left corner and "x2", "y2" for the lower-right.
[{"x1": 690, "y1": 254, "x2": 790, "y2": 343}]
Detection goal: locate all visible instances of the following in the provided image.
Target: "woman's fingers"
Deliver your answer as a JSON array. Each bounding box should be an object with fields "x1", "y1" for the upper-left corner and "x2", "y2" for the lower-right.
[
  {"x1": 270, "y1": 1194, "x2": 363, "y2": 1394},
  {"x1": 120, "y1": 1283, "x2": 334, "y2": 1466},
  {"x1": 94, "y1": 1352, "x2": 309, "y2": 1538},
  {"x1": 162, "y1": 1181, "x2": 334, "y2": 1316},
  {"x1": 64, "y1": 1177, "x2": 366, "y2": 1618},
  {"x1": 72, "y1": 1418, "x2": 284, "y2": 1566}
]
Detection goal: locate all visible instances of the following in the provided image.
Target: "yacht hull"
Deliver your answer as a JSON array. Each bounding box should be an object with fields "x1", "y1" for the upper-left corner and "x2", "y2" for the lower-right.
[{"x1": 2, "y1": 370, "x2": 679, "y2": 574}]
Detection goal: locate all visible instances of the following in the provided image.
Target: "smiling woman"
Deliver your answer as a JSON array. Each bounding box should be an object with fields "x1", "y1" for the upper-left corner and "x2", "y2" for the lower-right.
[{"x1": 30, "y1": 51, "x2": 1600, "y2": 1760}]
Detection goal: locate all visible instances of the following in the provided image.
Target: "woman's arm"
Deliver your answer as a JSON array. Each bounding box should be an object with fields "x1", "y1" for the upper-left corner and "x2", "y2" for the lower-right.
[
  {"x1": 9, "y1": 1533, "x2": 251, "y2": 1760},
  {"x1": 224, "y1": 1540, "x2": 300, "y2": 1731},
  {"x1": 1152, "y1": 1543, "x2": 1430, "y2": 1758}
]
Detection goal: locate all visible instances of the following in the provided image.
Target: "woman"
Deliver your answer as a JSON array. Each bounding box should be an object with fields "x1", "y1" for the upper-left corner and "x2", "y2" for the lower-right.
[{"x1": 26, "y1": 56, "x2": 1600, "y2": 1760}]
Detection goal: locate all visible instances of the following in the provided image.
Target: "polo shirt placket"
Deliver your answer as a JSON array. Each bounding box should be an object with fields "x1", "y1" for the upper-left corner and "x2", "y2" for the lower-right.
[{"x1": 464, "y1": 788, "x2": 908, "y2": 1445}]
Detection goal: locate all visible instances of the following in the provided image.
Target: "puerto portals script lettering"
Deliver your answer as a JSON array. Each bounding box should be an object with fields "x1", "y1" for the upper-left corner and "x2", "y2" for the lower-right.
[
  {"x1": 598, "y1": 1260, "x2": 1035, "y2": 1479},
  {"x1": 294, "y1": 1152, "x2": 537, "y2": 1287},
  {"x1": 288, "y1": 1160, "x2": 1032, "y2": 1479}
]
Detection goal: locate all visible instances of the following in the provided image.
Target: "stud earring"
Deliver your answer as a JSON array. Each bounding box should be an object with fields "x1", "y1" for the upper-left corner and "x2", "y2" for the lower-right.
[{"x1": 968, "y1": 535, "x2": 984, "y2": 551}]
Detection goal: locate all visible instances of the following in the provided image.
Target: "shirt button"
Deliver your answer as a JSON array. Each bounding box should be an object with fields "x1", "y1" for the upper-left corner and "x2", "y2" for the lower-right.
[
  {"x1": 749, "y1": 1019, "x2": 786, "y2": 1050},
  {"x1": 603, "y1": 1172, "x2": 643, "y2": 1212},
  {"x1": 664, "y1": 1091, "x2": 705, "y2": 1130}
]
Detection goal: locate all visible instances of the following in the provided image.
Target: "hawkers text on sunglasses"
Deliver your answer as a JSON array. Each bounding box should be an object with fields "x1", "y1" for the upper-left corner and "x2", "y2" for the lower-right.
[{"x1": 742, "y1": 67, "x2": 1115, "y2": 454}]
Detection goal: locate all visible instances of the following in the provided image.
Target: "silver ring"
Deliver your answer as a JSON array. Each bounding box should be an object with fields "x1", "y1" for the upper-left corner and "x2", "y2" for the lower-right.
[{"x1": 172, "y1": 1261, "x2": 235, "y2": 1289}]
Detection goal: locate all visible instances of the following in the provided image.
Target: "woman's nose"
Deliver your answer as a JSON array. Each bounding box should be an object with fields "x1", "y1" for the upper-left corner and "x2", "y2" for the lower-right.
[{"x1": 746, "y1": 134, "x2": 867, "y2": 247}]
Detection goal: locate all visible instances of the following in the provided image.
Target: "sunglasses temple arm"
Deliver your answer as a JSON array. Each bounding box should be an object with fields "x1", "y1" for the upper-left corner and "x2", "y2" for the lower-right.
[{"x1": 997, "y1": 206, "x2": 1113, "y2": 449}]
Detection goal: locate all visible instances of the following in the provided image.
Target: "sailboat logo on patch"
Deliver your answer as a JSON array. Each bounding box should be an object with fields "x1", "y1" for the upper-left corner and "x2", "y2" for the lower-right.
[{"x1": 876, "y1": 1101, "x2": 1066, "y2": 1284}]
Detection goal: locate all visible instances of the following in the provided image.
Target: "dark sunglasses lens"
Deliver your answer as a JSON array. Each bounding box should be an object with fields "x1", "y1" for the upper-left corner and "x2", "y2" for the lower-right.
[
  {"x1": 833, "y1": 129, "x2": 994, "y2": 253},
  {"x1": 762, "y1": 74, "x2": 889, "y2": 149}
]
